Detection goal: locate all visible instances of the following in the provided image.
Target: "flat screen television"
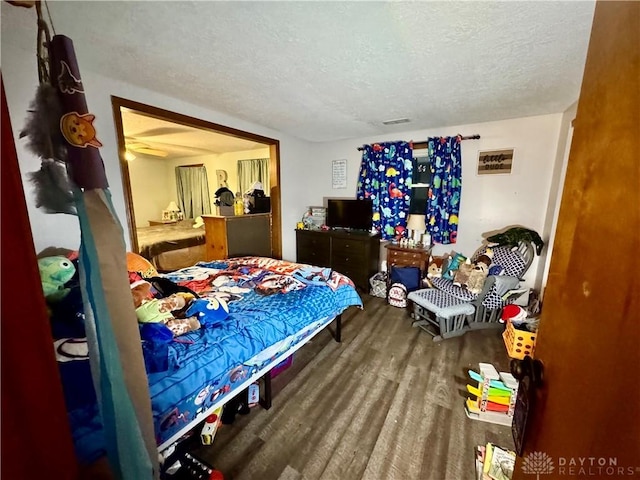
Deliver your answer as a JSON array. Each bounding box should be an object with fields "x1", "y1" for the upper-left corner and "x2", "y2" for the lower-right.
[{"x1": 326, "y1": 198, "x2": 373, "y2": 231}]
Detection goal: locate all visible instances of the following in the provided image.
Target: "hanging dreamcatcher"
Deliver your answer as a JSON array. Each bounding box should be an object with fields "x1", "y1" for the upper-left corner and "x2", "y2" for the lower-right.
[{"x1": 19, "y1": 1, "x2": 76, "y2": 215}]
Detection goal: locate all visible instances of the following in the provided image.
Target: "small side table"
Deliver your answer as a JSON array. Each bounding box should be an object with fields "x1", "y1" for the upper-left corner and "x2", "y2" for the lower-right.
[{"x1": 385, "y1": 243, "x2": 431, "y2": 275}]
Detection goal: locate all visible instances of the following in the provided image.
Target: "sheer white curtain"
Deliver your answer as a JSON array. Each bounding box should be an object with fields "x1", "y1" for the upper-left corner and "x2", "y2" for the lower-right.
[
  {"x1": 175, "y1": 165, "x2": 212, "y2": 219},
  {"x1": 237, "y1": 158, "x2": 270, "y2": 195}
]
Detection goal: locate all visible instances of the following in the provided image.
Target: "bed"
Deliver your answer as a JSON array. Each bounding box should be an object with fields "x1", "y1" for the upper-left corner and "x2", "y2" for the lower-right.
[
  {"x1": 52, "y1": 256, "x2": 362, "y2": 464},
  {"x1": 136, "y1": 220, "x2": 206, "y2": 271}
]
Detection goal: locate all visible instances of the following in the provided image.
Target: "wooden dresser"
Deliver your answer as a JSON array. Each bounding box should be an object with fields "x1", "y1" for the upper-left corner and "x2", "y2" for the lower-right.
[
  {"x1": 203, "y1": 213, "x2": 271, "y2": 261},
  {"x1": 296, "y1": 229, "x2": 380, "y2": 290}
]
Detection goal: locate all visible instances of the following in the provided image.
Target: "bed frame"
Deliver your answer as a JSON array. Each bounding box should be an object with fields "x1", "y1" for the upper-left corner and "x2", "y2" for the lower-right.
[{"x1": 158, "y1": 313, "x2": 342, "y2": 454}]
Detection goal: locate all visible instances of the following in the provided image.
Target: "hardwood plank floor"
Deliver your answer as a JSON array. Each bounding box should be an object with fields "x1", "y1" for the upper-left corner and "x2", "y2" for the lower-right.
[{"x1": 190, "y1": 294, "x2": 513, "y2": 480}]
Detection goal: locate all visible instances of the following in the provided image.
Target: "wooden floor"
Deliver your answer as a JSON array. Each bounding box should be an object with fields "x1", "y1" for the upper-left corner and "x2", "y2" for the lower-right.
[{"x1": 191, "y1": 294, "x2": 513, "y2": 480}]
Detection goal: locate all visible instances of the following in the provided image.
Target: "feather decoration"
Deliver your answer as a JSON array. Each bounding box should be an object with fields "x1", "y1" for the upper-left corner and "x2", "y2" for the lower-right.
[
  {"x1": 28, "y1": 159, "x2": 76, "y2": 215},
  {"x1": 20, "y1": 83, "x2": 76, "y2": 215},
  {"x1": 20, "y1": 83, "x2": 67, "y2": 160}
]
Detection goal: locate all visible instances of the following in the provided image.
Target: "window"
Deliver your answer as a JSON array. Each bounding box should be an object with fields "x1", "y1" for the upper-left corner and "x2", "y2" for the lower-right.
[{"x1": 409, "y1": 152, "x2": 430, "y2": 214}]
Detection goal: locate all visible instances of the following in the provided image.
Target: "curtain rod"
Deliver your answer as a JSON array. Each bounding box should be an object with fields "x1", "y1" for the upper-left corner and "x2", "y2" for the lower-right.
[{"x1": 357, "y1": 134, "x2": 481, "y2": 151}]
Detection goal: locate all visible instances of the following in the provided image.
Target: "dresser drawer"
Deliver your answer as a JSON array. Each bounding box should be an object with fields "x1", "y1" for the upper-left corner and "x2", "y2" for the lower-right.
[
  {"x1": 297, "y1": 248, "x2": 330, "y2": 267},
  {"x1": 296, "y1": 231, "x2": 331, "y2": 267},
  {"x1": 297, "y1": 231, "x2": 331, "y2": 250},
  {"x1": 331, "y1": 264, "x2": 366, "y2": 286},
  {"x1": 388, "y1": 249, "x2": 425, "y2": 262},
  {"x1": 331, "y1": 237, "x2": 366, "y2": 261},
  {"x1": 386, "y1": 246, "x2": 430, "y2": 271}
]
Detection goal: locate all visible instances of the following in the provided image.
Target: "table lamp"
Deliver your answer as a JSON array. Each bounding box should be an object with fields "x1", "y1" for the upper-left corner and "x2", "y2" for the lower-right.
[
  {"x1": 406, "y1": 214, "x2": 426, "y2": 244},
  {"x1": 165, "y1": 201, "x2": 181, "y2": 220}
]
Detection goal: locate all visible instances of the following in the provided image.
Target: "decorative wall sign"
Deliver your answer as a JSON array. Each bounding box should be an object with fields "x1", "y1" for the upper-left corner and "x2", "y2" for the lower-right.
[
  {"x1": 477, "y1": 149, "x2": 514, "y2": 175},
  {"x1": 332, "y1": 159, "x2": 347, "y2": 189}
]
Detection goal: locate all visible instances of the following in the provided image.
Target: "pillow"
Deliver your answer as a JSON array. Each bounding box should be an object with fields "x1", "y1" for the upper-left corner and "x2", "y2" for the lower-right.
[
  {"x1": 126, "y1": 252, "x2": 158, "y2": 278},
  {"x1": 390, "y1": 266, "x2": 421, "y2": 292},
  {"x1": 442, "y1": 252, "x2": 467, "y2": 280}
]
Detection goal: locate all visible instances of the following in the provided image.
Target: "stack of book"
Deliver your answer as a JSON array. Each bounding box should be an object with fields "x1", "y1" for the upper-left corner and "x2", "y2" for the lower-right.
[{"x1": 475, "y1": 443, "x2": 516, "y2": 480}]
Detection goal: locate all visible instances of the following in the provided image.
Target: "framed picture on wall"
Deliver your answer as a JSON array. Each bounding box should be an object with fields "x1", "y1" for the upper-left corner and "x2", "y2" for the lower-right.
[{"x1": 477, "y1": 149, "x2": 514, "y2": 175}]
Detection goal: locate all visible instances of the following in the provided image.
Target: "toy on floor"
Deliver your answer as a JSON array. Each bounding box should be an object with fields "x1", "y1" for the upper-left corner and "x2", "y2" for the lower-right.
[
  {"x1": 164, "y1": 451, "x2": 224, "y2": 480},
  {"x1": 220, "y1": 388, "x2": 251, "y2": 425},
  {"x1": 465, "y1": 362, "x2": 518, "y2": 426},
  {"x1": 200, "y1": 407, "x2": 223, "y2": 446}
]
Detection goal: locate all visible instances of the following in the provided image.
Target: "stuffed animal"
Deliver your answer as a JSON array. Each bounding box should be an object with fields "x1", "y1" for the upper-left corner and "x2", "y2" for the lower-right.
[
  {"x1": 487, "y1": 227, "x2": 544, "y2": 256},
  {"x1": 453, "y1": 259, "x2": 474, "y2": 287},
  {"x1": 38, "y1": 256, "x2": 76, "y2": 301},
  {"x1": 427, "y1": 256, "x2": 444, "y2": 278},
  {"x1": 464, "y1": 251, "x2": 493, "y2": 294},
  {"x1": 442, "y1": 252, "x2": 467, "y2": 280},
  {"x1": 130, "y1": 276, "x2": 153, "y2": 309},
  {"x1": 185, "y1": 298, "x2": 230, "y2": 328}
]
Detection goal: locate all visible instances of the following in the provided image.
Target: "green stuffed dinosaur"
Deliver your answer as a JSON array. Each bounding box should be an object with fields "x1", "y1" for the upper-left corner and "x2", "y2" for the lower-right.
[
  {"x1": 38, "y1": 255, "x2": 76, "y2": 301},
  {"x1": 487, "y1": 227, "x2": 544, "y2": 256}
]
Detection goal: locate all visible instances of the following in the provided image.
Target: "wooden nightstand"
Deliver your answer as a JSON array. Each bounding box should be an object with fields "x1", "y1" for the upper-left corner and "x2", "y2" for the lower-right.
[{"x1": 385, "y1": 243, "x2": 431, "y2": 276}]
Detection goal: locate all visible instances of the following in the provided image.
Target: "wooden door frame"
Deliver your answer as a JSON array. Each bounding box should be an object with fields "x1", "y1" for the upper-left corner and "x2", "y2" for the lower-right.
[{"x1": 111, "y1": 96, "x2": 282, "y2": 259}]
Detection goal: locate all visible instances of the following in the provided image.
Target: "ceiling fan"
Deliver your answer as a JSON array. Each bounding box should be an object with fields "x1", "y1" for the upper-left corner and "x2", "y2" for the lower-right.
[{"x1": 125, "y1": 138, "x2": 169, "y2": 158}]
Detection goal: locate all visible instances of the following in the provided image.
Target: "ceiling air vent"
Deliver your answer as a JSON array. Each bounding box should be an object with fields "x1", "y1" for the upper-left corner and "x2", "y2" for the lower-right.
[{"x1": 382, "y1": 118, "x2": 410, "y2": 125}]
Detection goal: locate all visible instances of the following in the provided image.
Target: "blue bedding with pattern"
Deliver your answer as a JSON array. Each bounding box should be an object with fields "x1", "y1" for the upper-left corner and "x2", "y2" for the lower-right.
[{"x1": 58, "y1": 257, "x2": 362, "y2": 461}]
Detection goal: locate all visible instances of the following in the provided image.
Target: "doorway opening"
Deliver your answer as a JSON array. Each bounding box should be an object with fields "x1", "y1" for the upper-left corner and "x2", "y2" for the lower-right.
[{"x1": 111, "y1": 96, "x2": 282, "y2": 263}]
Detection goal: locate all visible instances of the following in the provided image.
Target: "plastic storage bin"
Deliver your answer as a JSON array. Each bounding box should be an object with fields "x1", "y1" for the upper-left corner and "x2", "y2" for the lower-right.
[{"x1": 502, "y1": 321, "x2": 536, "y2": 359}]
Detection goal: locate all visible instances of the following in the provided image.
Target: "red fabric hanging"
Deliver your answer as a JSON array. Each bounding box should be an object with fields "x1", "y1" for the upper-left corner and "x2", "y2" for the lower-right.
[{"x1": 1, "y1": 77, "x2": 79, "y2": 479}]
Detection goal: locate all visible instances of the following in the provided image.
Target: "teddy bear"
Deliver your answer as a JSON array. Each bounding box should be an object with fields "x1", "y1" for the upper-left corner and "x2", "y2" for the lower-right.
[{"x1": 464, "y1": 251, "x2": 493, "y2": 294}]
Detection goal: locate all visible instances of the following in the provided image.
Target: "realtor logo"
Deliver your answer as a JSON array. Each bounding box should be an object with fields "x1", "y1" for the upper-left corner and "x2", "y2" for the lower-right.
[
  {"x1": 522, "y1": 451, "x2": 555, "y2": 479},
  {"x1": 522, "y1": 451, "x2": 640, "y2": 477}
]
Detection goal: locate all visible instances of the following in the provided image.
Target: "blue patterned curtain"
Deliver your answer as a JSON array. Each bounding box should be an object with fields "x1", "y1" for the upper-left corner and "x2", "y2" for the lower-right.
[
  {"x1": 356, "y1": 142, "x2": 413, "y2": 240},
  {"x1": 426, "y1": 136, "x2": 462, "y2": 244}
]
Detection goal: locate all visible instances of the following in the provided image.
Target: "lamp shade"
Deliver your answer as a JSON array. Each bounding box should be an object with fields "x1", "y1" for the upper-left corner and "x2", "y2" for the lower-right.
[
  {"x1": 406, "y1": 214, "x2": 426, "y2": 231},
  {"x1": 165, "y1": 201, "x2": 180, "y2": 212}
]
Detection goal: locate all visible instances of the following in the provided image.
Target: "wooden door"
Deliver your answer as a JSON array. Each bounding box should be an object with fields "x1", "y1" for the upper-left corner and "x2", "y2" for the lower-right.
[
  {"x1": 1, "y1": 78, "x2": 79, "y2": 479},
  {"x1": 513, "y1": 2, "x2": 640, "y2": 478}
]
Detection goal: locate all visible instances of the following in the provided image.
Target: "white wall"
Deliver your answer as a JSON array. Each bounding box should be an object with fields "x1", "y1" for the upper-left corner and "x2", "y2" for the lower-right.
[
  {"x1": 302, "y1": 115, "x2": 564, "y2": 290},
  {"x1": 536, "y1": 102, "x2": 578, "y2": 295},
  {"x1": 2, "y1": 15, "x2": 568, "y2": 282},
  {"x1": 2, "y1": 36, "x2": 309, "y2": 260},
  {"x1": 129, "y1": 156, "x2": 172, "y2": 226}
]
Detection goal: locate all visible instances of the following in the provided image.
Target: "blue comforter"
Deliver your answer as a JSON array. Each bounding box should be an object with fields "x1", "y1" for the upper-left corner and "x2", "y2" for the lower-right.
[{"x1": 59, "y1": 257, "x2": 362, "y2": 461}]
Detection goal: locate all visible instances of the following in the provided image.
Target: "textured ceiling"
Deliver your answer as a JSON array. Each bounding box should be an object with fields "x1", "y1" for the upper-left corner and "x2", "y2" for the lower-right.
[
  {"x1": 121, "y1": 109, "x2": 267, "y2": 158},
  {"x1": 2, "y1": 1, "x2": 596, "y2": 142}
]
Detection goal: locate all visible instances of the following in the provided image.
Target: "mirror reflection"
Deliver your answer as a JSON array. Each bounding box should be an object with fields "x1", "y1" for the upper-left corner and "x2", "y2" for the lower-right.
[{"x1": 115, "y1": 105, "x2": 274, "y2": 270}]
